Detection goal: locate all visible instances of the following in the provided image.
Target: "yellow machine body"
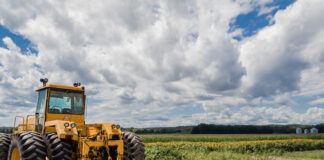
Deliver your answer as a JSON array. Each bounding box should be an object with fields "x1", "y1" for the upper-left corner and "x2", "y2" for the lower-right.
[{"x1": 13, "y1": 84, "x2": 124, "y2": 160}]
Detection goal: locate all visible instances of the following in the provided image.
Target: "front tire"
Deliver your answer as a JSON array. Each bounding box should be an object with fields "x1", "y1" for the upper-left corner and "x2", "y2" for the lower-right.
[
  {"x1": 0, "y1": 133, "x2": 10, "y2": 160},
  {"x1": 122, "y1": 132, "x2": 145, "y2": 160},
  {"x1": 8, "y1": 132, "x2": 46, "y2": 160},
  {"x1": 43, "y1": 133, "x2": 72, "y2": 160}
]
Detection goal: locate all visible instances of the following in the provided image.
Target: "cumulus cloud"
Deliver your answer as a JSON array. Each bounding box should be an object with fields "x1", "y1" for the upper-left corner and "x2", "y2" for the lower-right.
[
  {"x1": 0, "y1": 0, "x2": 323, "y2": 127},
  {"x1": 0, "y1": 0, "x2": 250, "y2": 126},
  {"x1": 309, "y1": 98, "x2": 324, "y2": 105},
  {"x1": 0, "y1": 37, "x2": 43, "y2": 122},
  {"x1": 240, "y1": 0, "x2": 324, "y2": 98},
  {"x1": 201, "y1": 96, "x2": 253, "y2": 112}
]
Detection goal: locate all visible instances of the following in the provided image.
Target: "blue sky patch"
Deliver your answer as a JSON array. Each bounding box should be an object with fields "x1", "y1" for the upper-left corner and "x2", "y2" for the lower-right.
[
  {"x1": 0, "y1": 25, "x2": 38, "y2": 55},
  {"x1": 229, "y1": 0, "x2": 296, "y2": 40},
  {"x1": 33, "y1": 64, "x2": 45, "y2": 75},
  {"x1": 292, "y1": 94, "x2": 324, "y2": 113}
]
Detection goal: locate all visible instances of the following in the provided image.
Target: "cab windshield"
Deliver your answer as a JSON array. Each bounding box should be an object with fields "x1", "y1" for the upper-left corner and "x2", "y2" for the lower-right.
[{"x1": 48, "y1": 89, "x2": 84, "y2": 114}]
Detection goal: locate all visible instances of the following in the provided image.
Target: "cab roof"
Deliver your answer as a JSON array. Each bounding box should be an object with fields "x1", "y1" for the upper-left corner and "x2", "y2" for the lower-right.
[{"x1": 36, "y1": 84, "x2": 84, "y2": 92}]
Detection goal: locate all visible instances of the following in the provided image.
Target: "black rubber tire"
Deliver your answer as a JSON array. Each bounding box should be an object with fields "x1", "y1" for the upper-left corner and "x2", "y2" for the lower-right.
[
  {"x1": 0, "y1": 133, "x2": 10, "y2": 160},
  {"x1": 7, "y1": 132, "x2": 46, "y2": 160},
  {"x1": 43, "y1": 132, "x2": 72, "y2": 160},
  {"x1": 122, "y1": 132, "x2": 145, "y2": 160}
]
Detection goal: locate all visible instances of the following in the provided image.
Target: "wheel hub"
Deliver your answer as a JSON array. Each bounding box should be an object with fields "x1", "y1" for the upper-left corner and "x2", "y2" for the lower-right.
[{"x1": 11, "y1": 148, "x2": 20, "y2": 160}]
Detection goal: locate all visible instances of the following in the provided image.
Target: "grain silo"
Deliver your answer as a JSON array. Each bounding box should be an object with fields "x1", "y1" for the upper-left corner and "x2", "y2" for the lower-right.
[
  {"x1": 310, "y1": 128, "x2": 318, "y2": 134},
  {"x1": 296, "y1": 128, "x2": 302, "y2": 134},
  {"x1": 304, "y1": 129, "x2": 309, "y2": 134}
]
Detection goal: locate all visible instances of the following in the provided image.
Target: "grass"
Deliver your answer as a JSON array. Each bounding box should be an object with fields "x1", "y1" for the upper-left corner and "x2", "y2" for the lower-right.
[
  {"x1": 140, "y1": 134, "x2": 324, "y2": 143},
  {"x1": 145, "y1": 146, "x2": 284, "y2": 160},
  {"x1": 283, "y1": 150, "x2": 324, "y2": 159},
  {"x1": 141, "y1": 134, "x2": 324, "y2": 160},
  {"x1": 145, "y1": 145, "x2": 254, "y2": 160}
]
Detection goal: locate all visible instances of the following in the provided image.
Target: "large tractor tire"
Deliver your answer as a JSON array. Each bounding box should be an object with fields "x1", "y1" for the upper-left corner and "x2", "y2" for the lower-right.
[
  {"x1": 43, "y1": 132, "x2": 72, "y2": 160},
  {"x1": 122, "y1": 132, "x2": 145, "y2": 160},
  {"x1": 0, "y1": 133, "x2": 10, "y2": 160},
  {"x1": 7, "y1": 132, "x2": 46, "y2": 160}
]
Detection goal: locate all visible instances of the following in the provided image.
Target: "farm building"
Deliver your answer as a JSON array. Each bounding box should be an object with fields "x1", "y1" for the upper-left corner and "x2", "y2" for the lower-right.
[
  {"x1": 296, "y1": 128, "x2": 302, "y2": 134},
  {"x1": 310, "y1": 128, "x2": 318, "y2": 134},
  {"x1": 304, "y1": 129, "x2": 309, "y2": 134}
]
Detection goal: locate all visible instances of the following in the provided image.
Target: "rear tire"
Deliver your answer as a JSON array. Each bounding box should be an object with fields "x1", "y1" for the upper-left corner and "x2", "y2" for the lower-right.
[
  {"x1": 0, "y1": 133, "x2": 10, "y2": 160},
  {"x1": 43, "y1": 133, "x2": 72, "y2": 160},
  {"x1": 8, "y1": 132, "x2": 46, "y2": 160},
  {"x1": 122, "y1": 132, "x2": 145, "y2": 160}
]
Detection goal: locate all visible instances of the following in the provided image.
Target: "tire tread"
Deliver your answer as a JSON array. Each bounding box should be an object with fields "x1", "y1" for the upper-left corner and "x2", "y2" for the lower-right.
[
  {"x1": 8, "y1": 132, "x2": 46, "y2": 160},
  {"x1": 122, "y1": 132, "x2": 145, "y2": 160},
  {"x1": 43, "y1": 132, "x2": 72, "y2": 160},
  {"x1": 0, "y1": 133, "x2": 10, "y2": 160}
]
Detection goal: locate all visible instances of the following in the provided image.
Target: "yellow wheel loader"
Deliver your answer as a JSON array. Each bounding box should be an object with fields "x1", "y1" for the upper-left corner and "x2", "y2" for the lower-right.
[{"x1": 0, "y1": 78, "x2": 145, "y2": 160}]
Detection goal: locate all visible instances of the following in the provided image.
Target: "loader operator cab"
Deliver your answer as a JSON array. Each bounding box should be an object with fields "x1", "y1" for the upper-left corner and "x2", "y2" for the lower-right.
[
  {"x1": 7, "y1": 78, "x2": 145, "y2": 160},
  {"x1": 35, "y1": 78, "x2": 85, "y2": 132}
]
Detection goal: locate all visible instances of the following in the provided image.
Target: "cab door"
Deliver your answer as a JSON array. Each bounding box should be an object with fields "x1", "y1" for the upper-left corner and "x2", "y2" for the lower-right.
[{"x1": 35, "y1": 89, "x2": 47, "y2": 132}]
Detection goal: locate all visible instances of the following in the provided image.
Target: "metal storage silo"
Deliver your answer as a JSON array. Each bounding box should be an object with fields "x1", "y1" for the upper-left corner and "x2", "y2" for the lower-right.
[
  {"x1": 296, "y1": 128, "x2": 302, "y2": 134},
  {"x1": 310, "y1": 128, "x2": 318, "y2": 134},
  {"x1": 304, "y1": 129, "x2": 309, "y2": 134}
]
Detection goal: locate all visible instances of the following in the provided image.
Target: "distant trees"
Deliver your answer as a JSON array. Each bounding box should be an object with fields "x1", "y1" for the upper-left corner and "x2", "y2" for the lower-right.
[
  {"x1": 315, "y1": 123, "x2": 324, "y2": 133},
  {"x1": 123, "y1": 126, "x2": 193, "y2": 134},
  {"x1": 121, "y1": 123, "x2": 324, "y2": 134},
  {"x1": 191, "y1": 123, "x2": 324, "y2": 134},
  {"x1": 0, "y1": 127, "x2": 13, "y2": 133}
]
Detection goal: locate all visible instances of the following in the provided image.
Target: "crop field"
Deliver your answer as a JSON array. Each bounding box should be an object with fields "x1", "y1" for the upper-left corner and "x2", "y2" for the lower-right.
[{"x1": 141, "y1": 134, "x2": 324, "y2": 160}]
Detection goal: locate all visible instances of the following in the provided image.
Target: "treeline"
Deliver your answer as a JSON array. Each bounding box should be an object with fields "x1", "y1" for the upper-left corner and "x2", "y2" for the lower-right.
[
  {"x1": 123, "y1": 123, "x2": 324, "y2": 134},
  {"x1": 191, "y1": 123, "x2": 324, "y2": 134},
  {"x1": 123, "y1": 126, "x2": 193, "y2": 134},
  {"x1": 0, "y1": 127, "x2": 13, "y2": 133}
]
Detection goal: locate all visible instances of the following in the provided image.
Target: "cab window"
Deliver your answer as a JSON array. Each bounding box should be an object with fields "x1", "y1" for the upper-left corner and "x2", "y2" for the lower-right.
[
  {"x1": 48, "y1": 89, "x2": 84, "y2": 114},
  {"x1": 36, "y1": 89, "x2": 46, "y2": 114},
  {"x1": 36, "y1": 89, "x2": 46, "y2": 131}
]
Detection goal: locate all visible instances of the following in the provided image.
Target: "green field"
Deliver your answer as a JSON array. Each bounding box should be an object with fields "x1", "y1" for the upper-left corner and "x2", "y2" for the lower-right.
[{"x1": 141, "y1": 134, "x2": 324, "y2": 160}]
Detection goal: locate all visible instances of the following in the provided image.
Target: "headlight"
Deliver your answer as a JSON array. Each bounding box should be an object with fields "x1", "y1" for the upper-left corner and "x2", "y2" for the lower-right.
[
  {"x1": 71, "y1": 123, "x2": 76, "y2": 128},
  {"x1": 111, "y1": 125, "x2": 116, "y2": 129},
  {"x1": 64, "y1": 122, "x2": 69, "y2": 128},
  {"x1": 116, "y1": 125, "x2": 120, "y2": 129}
]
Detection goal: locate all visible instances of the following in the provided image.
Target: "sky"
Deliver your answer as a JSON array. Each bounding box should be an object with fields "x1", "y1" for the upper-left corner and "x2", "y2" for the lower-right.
[{"x1": 0, "y1": 0, "x2": 324, "y2": 128}]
